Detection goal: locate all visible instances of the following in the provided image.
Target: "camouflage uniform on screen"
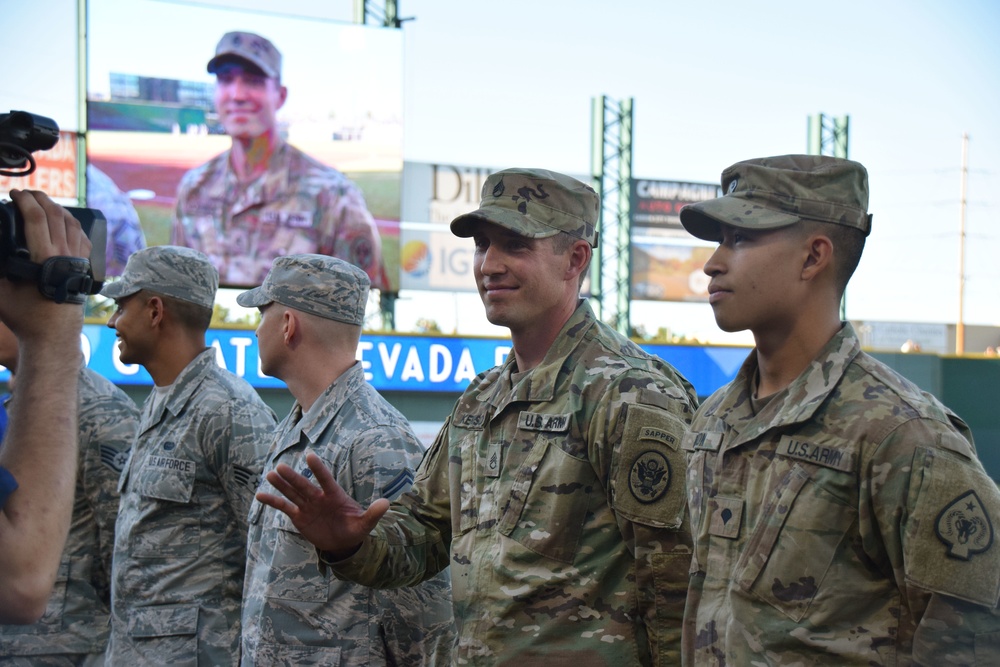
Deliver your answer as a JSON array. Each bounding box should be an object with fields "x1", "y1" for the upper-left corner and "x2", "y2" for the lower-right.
[
  {"x1": 331, "y1": 297, "x2": 698, "y2": 665},
  {"x1": 100, "y1": 246, "x2": 277, "y2": 666},
  {"x1": 0, "y1": 367, "x2": 137, "y2": 666},
  {"x1": 678, "y1": 155, "x2": 1000, "y2": 665},
  {"x1": 86, "y1": 164, "x2": 146, "y2": 275},
  {"x1": 172, "y1": 144, "x2": 384, "y2": 289},
  {"x1": 237, "y1": 254, "x2": 454, "y2": 666}
]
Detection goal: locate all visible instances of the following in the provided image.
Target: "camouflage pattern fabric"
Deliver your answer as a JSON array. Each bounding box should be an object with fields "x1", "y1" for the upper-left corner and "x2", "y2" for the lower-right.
[
  {"x1": 682, "y1": 323, "x2": 1000, "y2": 665},
  {"x1": 236, "y1": 254, "x2": 370, "y2": 326},
  {"x1": 99, "y1": 245, "x2": 219, "y2": 311},
  {"x1": 107, "y1": 349, "x2": 276, "y2": 666},
  {"x1": 450, "y1": 167, "x2": 600, "y2": 246},
  {"x1": 331, "y1": 301, "x2": 698, "y2": 665},
  {"x1": 172, "y1": 142, "x2": 386, "y2": 290},
  {"x1": 242, "y1": 362, "x2": 454, "y2": 666},
  {"x1": 0, "y1": 368, "x2": 137, "y2": 662},
  {"x1": 86, "y1": 164, "x2": 146, "y2": 276}
]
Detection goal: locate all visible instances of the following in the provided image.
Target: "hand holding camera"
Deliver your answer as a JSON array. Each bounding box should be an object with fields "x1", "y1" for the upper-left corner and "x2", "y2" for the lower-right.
[{"x1": 0, "y1": 111, "x2": 106, "y2": 305}]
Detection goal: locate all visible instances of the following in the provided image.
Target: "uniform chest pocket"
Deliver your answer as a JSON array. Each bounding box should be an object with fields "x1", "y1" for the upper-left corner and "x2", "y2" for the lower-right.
[
  {"x1": 264, "y1": 510, "x2": 330, "y2": 603},
  {"x1": 734, "y1": 464, "x2": 857, "y2": 622},
  {"x1": 131, "y1": 456, "x2": 201, "y2": 558},
  {"x1": 496, "y1": 436, "x2": 594, "y2": 564}
]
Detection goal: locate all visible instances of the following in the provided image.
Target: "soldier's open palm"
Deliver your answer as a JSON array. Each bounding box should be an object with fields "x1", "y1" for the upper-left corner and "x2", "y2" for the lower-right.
[{"x1": 256, "y1": 451, "x2": 390, "y2": 557}]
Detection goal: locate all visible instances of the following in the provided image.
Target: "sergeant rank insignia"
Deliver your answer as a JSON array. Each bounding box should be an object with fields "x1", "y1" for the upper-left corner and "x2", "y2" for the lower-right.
[
  {"x1": 629, "y1": 450, "x2": 671, "y2": 503},
  {"x1": 935, "y1": 490, "x2": 994, "y2": 560}
]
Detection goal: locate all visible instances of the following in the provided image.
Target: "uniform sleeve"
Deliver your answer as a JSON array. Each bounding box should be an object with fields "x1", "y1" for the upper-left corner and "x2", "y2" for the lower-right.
[
  {"x1": 867, "y1": 418, "x2": 1000, "y2": 663},
  {"x1": 170, "y1": 173, "x2": 193, "y2": 247},
  {"x1": 329, "y1": 418, "x2": 453, "y2": 589},
  {"x1": 317, "y1": 184, "x2": 386, "y2": 291},
  {"x1": 208, "y1": 396, "x2": 276, "y2": 537},
  {"x1": 594, "y1": 371, "x2": 697, "y2": 667},
  {"x1": 341, "y1": 423, "x2": 423, "y2": 506},
  {"x1": 77, "y1": 387, "x2": 137, "y2": 602}
]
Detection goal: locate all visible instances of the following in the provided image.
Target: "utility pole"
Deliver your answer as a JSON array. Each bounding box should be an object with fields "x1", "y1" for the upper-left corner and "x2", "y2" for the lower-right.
[{"x1": 957, "y1": 132, "x2": 969, "y2": 354}]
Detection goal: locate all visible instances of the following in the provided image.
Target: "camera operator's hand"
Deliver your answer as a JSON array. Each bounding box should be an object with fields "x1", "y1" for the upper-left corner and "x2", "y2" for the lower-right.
[
  {"x1": 0, "y1": 189, "x2": 91, "y2": 342},
  {"x1": 0, "y1": 189, "x2": 90, "y2": 623}
]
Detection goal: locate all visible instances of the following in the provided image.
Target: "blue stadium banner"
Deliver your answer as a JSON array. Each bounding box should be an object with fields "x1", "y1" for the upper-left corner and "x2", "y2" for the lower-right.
[{"x1": 0, "y1": 325, "x2": 749, "y2": 398}]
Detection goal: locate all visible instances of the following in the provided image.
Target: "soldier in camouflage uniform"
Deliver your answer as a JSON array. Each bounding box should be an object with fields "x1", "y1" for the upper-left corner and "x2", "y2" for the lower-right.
[
  {"x1": 0, "y1": 321, "x2": 137, "y2": 666},
  {"x1": 678, "y1": 154, "x2": 1000, "y2": 665},
  {"x1": 236, "y1": 254, "x2": 454, "y2": 665},
  {"x1": 100, "y1": 246, "x2": 276, "y2": 665},
  {"x1": 171, "y1": 31, "x2": 386, "y2": 290},
  {"x1": 257, "y1": 168, "x2": 699, "y2": 665}
]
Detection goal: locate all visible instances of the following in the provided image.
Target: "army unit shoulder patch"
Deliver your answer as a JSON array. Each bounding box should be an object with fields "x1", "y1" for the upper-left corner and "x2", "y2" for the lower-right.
[{"x1": 935, "y1": 490, "x2": 994, "y2": 560}]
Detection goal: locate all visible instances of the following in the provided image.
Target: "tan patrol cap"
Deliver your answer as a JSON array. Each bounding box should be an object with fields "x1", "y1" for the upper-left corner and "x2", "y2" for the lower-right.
[
  {"x1": 451, "y1": 168, "x2": 600, "y2": 247},
  {"x1": 679, "y1": 154, "x2": 872, "y2": 242},
  {"x1": 207, "y1": 31, "x2": 282, "y2": 79}
]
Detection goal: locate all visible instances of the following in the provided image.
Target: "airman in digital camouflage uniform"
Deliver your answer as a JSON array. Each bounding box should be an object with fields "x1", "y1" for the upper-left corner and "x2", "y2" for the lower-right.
[
  {"x1": 236, "y1": 254, "x2": 454, "y2": 666},
  {"x1": 678, "y1": 154, "x2": 1000, "y2": 665},
  {"x1": 256, "y1": 168, "x2": 699, "y2": 665},
  {"x1": 100, "y1": 246, "x2": 276, "y2": 665},
  {"x1": 86, "y1": 164, "x2": 146, "y2": 276},
  {"x1": 0, "y1": 321, "x2": 137, "y2": 666},
  {"x1": 171, "y1": 31, "x2": 386, "y2": 289}
]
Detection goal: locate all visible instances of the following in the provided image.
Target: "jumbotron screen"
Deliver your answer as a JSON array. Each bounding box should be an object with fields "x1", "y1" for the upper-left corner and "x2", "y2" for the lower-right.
[{"x1": 87, "y1": 0, "x2": 404, "y2": 290}]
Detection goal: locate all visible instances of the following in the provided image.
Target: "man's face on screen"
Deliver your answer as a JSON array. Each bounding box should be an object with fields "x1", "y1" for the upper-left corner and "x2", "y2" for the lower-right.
[{"x1": 214, "y1": 62, "x2": 287, "y2": 141}]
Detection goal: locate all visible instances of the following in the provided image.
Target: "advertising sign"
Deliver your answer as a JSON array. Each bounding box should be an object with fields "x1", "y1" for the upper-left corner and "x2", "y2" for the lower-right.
[{"x1": 0, "y1": 325, "x2": 748, "y2": 399}]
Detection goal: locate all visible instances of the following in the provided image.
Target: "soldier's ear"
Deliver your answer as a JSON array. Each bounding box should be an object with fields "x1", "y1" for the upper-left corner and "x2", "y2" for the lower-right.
[{"x1": 565, "y1": 239, "x2": 591, "y2": 282}]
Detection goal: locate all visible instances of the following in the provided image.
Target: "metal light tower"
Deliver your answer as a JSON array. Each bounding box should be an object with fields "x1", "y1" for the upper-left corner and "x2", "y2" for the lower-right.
[
  {"x1": 354, "y1": 0, "x2": 410, "y2": 27},
  {"x1": 808, "y1": 113, "x2": 849, "y2": 159},
  {"x1": 590, "y1": 96, "x2": 634, "y2": 336},
  {"x1": 808, "y1": 113, "x2": 850, "y2": 319}
]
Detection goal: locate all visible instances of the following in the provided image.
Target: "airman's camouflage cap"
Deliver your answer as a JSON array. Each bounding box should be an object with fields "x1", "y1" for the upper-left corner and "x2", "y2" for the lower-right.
[
  {"x1": 207, "y1": 31, "x2": 282, "y2": 80},
  {"x1": 451, "y1": 168, "x2": 600, "y2": 247},
  {"x1": 236, "y1": 254, "x2": 370, "y2": 325},
  {"x1": 679, "y1": 154, "x2": 872, "y2": 242},
  {"x1": 100, "y1": 246, "x2": 218, "y2": 309}
]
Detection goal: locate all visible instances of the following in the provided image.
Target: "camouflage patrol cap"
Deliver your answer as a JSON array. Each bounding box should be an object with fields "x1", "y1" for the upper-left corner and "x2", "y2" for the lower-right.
[
  {"x1": 207, "y1": 31, "x2": 282, "y2": 80},
  {"x1": 100, "y1": 246, "x2": 218, "y2": 309},
  {"x1": 679, "y1": 154, "x2": 872, "y2": 242},
  {"x1": 236, "y1": 254, "x2": 370, "y2": 325},
  {"x1": 450, "y1": 168, "x2": 600, "y2": 247}
]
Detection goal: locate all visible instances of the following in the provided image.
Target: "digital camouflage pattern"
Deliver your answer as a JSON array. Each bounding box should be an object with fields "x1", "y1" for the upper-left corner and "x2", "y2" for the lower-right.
[
  {"x1": 107, "y1": 349, "x2": 276, "y2": 666},
  {"x1": 172, "y1": 143, "x2": 386, "y2": 290},
  {"x1": 236, "y1": 254, "x2": 370, "y2": 326},
  {"x1": 0, "y1": 367, "x2": 137, "y2": 663},
  {"x1": 86, "y1": 164, "x2": 146, "y2": 275},
  {"x1": 242, "y1": 362, "x2": 454, "y2": 666},
  {"x1": 679, "y1": 154, "x2": 872, "y2": 242},
  {"x1": 450, "y1": 168, "x2": 600, "y2": 246},
  {"x1": 683, "y1": 323, "x2": 1000, "y2": 665},
  {"x1": 332, "y1": 301, "x2": 698, "y2": 666},
  {"x1": 99, "y1": 245, "x2": 219, "y2": 310}
]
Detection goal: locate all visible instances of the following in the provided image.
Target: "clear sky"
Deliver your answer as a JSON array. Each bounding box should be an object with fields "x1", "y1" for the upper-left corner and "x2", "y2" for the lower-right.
[{"x1": 6, "y1": 0, "x2": 999, "y2": 344}]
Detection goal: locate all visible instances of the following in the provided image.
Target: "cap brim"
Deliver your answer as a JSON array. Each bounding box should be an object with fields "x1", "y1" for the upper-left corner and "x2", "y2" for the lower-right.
[
  {"x1": 207, "y1": 55, "x2": 270, "y2": 78},
  {"x1": 450, "y1": 207, "x2": 560, "y2": 239},
  {"x1": 99, "y1": 280, "x2": 140, "y2": 300},
  {"x1": 680, "y1": 195, "x2": 802, "y2": 242},
  {"x1": 236, "y1": 286, "x2": 271, "y2": 308}
]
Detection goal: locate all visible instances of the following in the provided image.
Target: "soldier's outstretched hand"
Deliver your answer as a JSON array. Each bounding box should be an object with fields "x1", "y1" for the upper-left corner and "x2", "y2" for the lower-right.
[{"x1": 256, "y1": 451, "x2": 390, "y2": 559}]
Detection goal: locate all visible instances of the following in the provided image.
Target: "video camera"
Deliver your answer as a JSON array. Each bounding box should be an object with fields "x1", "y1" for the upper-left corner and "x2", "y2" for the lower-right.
[{"x1": 0, "y1": 110, "x2": 106, "y2": 304}]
